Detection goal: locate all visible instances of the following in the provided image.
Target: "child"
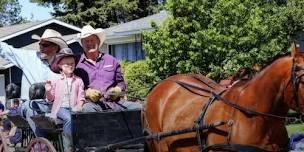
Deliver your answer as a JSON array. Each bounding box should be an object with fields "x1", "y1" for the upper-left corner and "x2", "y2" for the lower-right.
[
  {"x1": 45, "y1": 48, "x2": 85, "y2": 152},
  {"x1": 1, "y1": 99, "x2": 22, "y2": 146}
]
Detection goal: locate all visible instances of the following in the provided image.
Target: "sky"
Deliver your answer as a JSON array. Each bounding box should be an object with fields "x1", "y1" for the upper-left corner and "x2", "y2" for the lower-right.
[{"x1": 20, "y1": 0, "x2": 53, "y2": 21}]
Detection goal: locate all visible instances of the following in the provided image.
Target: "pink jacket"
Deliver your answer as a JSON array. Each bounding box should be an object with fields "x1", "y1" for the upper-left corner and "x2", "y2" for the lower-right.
[{"x1": 46, "y1": 74, "x2": 85, "y2": 118}]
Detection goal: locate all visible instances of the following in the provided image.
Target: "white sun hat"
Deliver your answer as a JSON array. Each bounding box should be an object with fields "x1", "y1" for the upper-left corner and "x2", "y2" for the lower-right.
[
  {"x1": 76, "y1": 25, "x2": 106, "y2": 48},
  {"x1": 32, "y1": 29, "x2": 68, "y2": 49}
]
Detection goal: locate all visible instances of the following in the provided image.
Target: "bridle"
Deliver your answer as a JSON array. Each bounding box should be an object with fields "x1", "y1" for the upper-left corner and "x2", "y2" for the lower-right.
[{"x1": 291, "y1": 60, "x2": 304, "y2": 113}]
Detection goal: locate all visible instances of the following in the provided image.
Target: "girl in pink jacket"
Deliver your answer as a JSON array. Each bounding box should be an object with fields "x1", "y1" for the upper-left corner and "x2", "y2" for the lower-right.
[{"x1": 45, "y1": 48, "x2": 85, "y2": 152}]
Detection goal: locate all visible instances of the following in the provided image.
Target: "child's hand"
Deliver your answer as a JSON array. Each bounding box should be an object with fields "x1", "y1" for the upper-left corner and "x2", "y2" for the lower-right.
[{"x1": 45, "y1": 81, "x2": 52, "y2": 92}]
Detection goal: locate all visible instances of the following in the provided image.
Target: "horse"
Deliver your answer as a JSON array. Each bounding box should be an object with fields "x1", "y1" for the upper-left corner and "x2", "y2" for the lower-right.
[{"x1": 143, "y1": 44, "x2": 304, "y2": 152}]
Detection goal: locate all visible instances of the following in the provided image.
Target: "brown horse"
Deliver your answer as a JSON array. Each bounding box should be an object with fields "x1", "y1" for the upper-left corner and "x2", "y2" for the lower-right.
[{"x1": 143, "y1": 45, "x2": 304, "y2": 152}]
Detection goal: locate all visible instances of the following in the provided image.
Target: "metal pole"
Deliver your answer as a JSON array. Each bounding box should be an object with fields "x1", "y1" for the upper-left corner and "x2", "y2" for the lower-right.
[{"x1": 93, "y1": 121, "x2": 226, "y2": 152}]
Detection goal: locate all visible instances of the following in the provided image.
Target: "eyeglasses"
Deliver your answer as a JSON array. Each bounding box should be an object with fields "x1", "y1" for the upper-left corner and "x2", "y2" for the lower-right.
[{"x1": 39, "y1": 42, "x2": 54, "y2": 48}]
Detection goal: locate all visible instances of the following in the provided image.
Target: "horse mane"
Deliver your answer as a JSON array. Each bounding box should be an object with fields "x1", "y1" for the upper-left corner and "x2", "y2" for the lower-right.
[
  {"x1": 221, "y1": 52, "x2": 291, "y2": 87},
  {"x1": 260, "y1": 52, "x2": 290, "y2": 70},
  {"x1": 231, "y1": 67, "x2": 255, "y2": 82}
]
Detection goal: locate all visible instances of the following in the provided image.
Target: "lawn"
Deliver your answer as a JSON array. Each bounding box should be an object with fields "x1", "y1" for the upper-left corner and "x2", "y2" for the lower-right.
[{"x1": 287, "y1": 123, "x2": 304, "y2": 136}]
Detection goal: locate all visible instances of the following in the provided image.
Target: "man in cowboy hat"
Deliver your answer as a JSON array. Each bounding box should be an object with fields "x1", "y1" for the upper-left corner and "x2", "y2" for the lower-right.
[
  {"x1": 0, "y1": 29, "x2": 68, "y2": 99},
  {"x1": 0, "y1": 29, "x2": 68, "y2": 137},
  {"x1": 75, "y1": 25, "x2": 142, "y2": 111}
]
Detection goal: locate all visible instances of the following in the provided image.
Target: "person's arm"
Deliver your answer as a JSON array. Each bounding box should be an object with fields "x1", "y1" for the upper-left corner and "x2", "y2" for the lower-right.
[
  {"x1": 115, "y1": 62, "x2": 126, "y2": 91},
  {"x1": 8, "y1": 126, "x2": 16, "y2": 137},
  {"x1": 77, "y1": 79, "x2": 85, "y2": 107},
  {"x1": 0, "y1": 42, "x2": 35, "y2": 69},
  {"x1": 45, "y1": 80, "x2": 56, "y2": 102},
  {"x1": 73, "y1": 79, "x2": 85, "y2": 112}
]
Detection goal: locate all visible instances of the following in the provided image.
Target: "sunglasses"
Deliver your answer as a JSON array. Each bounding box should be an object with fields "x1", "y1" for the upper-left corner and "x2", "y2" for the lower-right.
[{"x1": 39, "y1": 42, "x2": 55, "y2": 48}]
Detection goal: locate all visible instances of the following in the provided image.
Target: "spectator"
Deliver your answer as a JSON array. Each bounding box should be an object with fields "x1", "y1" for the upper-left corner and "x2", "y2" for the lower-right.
[{"x1": 1, "y1": 99, "x2": 22, "y2": 146}]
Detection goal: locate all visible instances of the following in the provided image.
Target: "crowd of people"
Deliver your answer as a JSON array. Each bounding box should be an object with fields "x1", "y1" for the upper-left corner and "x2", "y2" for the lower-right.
[{"x1": 0, "y1": 25, "x2": 142, "y2": 151}]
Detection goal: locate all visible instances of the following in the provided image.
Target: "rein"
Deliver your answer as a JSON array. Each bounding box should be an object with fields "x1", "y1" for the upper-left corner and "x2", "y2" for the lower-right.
[
  {"x1": 171, "y1": 78, "x2": 292, "y2": 152},
  {"x1": 172, "y1": 80, "x2": 289, "y2": 119}
]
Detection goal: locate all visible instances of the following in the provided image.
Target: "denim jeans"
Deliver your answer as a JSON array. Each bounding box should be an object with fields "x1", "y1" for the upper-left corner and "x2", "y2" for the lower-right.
[
  {"x1": 82, "y1": 100, "x2": 142, "y2": 112},
  {"x1": 82, "y1": 102, "x2": 103, "y2": 112},
  {"x1": 57, "y1": 107, "x2": 72, "y2": 135}
]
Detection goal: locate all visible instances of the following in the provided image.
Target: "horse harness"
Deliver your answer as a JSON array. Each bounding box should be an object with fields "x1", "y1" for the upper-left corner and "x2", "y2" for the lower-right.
[
  {"x1": 170, "y1": 65, "x2": 304, "y2": 152},
  {"x1": 291, "y1": 61, "x2": 304, "y2": 113}
]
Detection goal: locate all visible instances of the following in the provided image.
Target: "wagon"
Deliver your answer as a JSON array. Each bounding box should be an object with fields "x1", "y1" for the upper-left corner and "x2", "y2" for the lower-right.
[
  {"x1": 3, "y1": 107, "x2": 224, "y2": 152},
  {"x1": 27, "y1": 109, "x2": 144, "y2": 152}
]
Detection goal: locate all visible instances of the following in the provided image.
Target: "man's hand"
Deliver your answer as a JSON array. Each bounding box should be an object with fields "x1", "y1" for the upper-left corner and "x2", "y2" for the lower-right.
[
  {"x1": 85, "y1": 88, "x2": 102, "y2": 102},
  {"x1": 106, "y1": 86, "x2": 122, "y2": 101}
]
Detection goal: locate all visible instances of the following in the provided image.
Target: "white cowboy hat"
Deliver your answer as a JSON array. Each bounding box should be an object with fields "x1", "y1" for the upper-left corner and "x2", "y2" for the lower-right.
[
  {"x1": 32, "y1": 29, "x2": 68, "y2": 49},
  {"x1": 76, "y1": 25, "x2": 106, "y2": 48}
]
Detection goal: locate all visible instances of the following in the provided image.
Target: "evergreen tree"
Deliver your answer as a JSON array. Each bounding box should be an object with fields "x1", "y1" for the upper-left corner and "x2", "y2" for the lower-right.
[
  {"x1": 31, "y1": 0, "x2": 160, "y2": 28},
  {"x1": 0, "y1": 0, "x2": 24, "y2": 27},
  {"x1": 144, "y1": 0, "x2": 304, "y2": 81}
]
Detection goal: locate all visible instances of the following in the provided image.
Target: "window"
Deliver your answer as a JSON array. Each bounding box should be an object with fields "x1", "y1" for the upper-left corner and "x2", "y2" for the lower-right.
[{"x1": 109, "y1": 42, "x2": 145, "y2": 61}]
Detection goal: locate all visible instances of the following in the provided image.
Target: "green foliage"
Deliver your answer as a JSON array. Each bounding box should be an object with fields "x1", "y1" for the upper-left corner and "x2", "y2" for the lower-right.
[
  {"x1": 144, "y1": 0, "x2": 304, "y2": 81},
  {"x1": 31, "y1": 0, "x2": 161, "y2": 28},
  {"x1": 0, "y1": 0, "x2": 24, "y2": 27},
  {"x1": 287, "y1": 124, "x2": 304, "y2": 136},
  {"x1": 120, "y1": 60, "x2": 160, "y2": 101}
]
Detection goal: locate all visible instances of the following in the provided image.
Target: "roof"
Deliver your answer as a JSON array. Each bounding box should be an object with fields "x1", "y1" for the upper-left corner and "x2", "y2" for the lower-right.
[
  {"x1": 0, "y1": 19, "x2": 81, "y2": 41},
  {"x1": 105, "y1": 11, "x2": 168, "y2": 39},
  {"x1": 0, "y1": 20, "x2": 46, "y2": 39},
  {"x1": 0, "y1": 12, "x2": 168, "y2": 69}
]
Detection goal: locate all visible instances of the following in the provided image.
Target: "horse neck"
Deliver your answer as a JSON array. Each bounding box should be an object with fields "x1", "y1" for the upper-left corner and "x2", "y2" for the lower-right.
[{"x1": 226, "y1": 57, "x2": 292, "y2": 114}]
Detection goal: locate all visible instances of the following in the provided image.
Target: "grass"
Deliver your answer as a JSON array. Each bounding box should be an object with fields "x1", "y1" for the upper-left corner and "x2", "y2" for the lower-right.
[{"x1": 286, "y1": 123, "x2": 304, "y2": 136}]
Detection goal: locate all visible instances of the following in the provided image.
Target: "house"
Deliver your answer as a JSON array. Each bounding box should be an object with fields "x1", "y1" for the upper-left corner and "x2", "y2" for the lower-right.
[
  {"x1": 0, "y1": 11, "x2": 168, "y2": 101},
  {"x1": 0, "y1": 19, "x2": 82, "y2": 102},
  {"x1": 103, "y1": 11, "x2": 167, "y2": 61}
]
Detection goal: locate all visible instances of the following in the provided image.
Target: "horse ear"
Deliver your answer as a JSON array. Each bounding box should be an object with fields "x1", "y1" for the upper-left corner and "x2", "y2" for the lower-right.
[{"x1": 291, "y1": 42, "x2": 302, "y2": 58}]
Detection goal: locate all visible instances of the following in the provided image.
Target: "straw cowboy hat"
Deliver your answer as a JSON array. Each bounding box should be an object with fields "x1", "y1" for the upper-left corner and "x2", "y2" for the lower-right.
[
  {"x1": 32, "y1": 29, "x2": 68, "y2": 49},
  {"x1": 50, "y1": 47, "x2": 75, "y2": 73},
  {"x1": 76, "y1": 25, "x2": 106, "y2": 48}
]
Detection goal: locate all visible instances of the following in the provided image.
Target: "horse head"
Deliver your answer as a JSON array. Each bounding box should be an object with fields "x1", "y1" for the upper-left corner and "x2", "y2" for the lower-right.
[{"x1": 287, "y1": 43, "x2": 304, "y2": 113}]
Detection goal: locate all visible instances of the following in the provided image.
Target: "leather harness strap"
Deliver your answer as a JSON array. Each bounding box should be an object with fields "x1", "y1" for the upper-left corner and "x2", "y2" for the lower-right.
[
  {"x1": 203, "y1": 143, "x2": 289, "y2": 152},
  {"x1": 171, "y1": 79, "x2": 291, "y2": 152}
]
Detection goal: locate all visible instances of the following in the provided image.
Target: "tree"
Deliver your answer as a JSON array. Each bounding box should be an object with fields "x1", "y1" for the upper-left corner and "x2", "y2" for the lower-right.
[
  {"x1": 144, "y1": 0, "x2": 304, "y2": 81},
  {"x1": 0, "y1": 0, "x2": 24, "y2": 27},
  {"x1": 31, "y1": 0, "x2": 160, "y2": 28}
]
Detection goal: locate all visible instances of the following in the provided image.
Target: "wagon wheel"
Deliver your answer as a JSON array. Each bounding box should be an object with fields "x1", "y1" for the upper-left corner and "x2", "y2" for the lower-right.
[
  {"x1": 26, "y1": 137, "x2": 56, "y2": 152},
  {"x1": 0, "y1": 131, "x2": 8, "y2": 152}
]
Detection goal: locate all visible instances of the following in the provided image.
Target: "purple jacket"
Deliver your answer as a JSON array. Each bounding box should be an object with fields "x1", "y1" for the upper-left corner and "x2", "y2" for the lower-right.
[{"x1": 75, "y1": 53, "x2": 126, "y2": 95}]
